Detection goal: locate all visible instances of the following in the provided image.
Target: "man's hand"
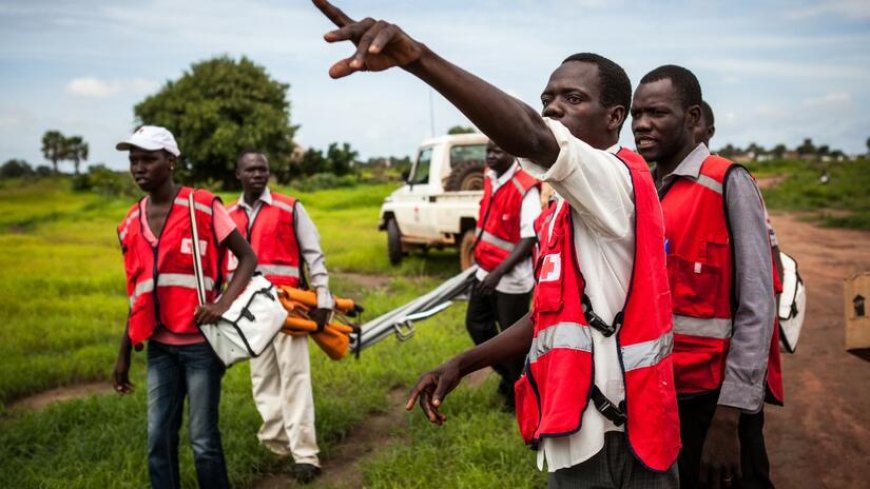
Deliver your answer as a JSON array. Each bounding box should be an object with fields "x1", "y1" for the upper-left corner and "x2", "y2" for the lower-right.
[
  {"x1": 700, "y1": 405, "x2": 742, "y2": 489},
  {"x1": 405, "y1": 360, "x2": 462, "y2": 425},
  {"x1": 113, "y1": 352, "x2": 134, "y2": 395},
  {"x1": 474, "y1": 271, "x2": 503, "y2": 297},
  {"x1": 313, "y1": 0, "x2": 425, "y2": 79},
  {"x1": 309, "y1": 308, "x2": 333, "y2": 331},
  {"x1": 195, "y1": 302, "x2": 229, "y2": 325}
]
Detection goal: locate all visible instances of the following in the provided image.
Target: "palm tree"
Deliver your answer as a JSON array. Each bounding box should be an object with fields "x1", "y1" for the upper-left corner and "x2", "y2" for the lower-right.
[
  {"x1": 65, "y1": 136, "x2": 89, "y2": 175},
  {"x1": 41, "y1": 130, "x2": 66, "y2": 174}
]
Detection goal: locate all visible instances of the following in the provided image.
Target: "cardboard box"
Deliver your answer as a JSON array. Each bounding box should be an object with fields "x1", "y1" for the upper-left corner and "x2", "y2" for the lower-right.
[{"x1": 845, "y1": 272, "x2": 870, "y2": 361}]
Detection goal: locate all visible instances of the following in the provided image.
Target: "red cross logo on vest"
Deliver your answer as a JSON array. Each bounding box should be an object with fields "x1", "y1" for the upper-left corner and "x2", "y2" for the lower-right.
[{"x1": 539, "y1": 254, "x2": 561, "y2": 283}]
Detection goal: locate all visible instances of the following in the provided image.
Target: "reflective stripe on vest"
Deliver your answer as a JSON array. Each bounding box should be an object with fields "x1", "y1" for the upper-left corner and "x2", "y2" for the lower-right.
[
  {"x1": 527, "y1": 322, "x2": 592, "y2": 363},
  {"x1": 271, "y1": 199, "x2": 294, "y2": 214},
  {"x1": 477, "y1": 230, "x2": 516, "y2": 253},
  {"x1": 129, "y1": 274, "x2": 216, "y2": 306},
  {"x1": 119, "y1": 210, "x2": 140, "y2": 242},
  {"x1": 173, "y1": 197, "x2": 213, "y2": 215},
  {"x1": 696, "y1": 174, "x2": 723, "y2": 195},
  {"x1": 256, "y1": 263, "x2": 300, "y2": 278},
  {"x1": 673, "y1": 314, "x2": 732, "y2": 339},
  {"x1": 621, "y1": 332, "x2": 673, "y2": 372}
]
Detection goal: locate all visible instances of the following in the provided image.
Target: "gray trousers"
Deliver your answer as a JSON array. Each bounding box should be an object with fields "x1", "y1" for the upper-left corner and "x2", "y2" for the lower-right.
[{"x1": 548, "y1": 432, "x2": 679, "y2": 489}]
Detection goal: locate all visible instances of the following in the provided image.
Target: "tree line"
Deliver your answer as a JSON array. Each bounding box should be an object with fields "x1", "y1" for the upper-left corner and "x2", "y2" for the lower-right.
[
  {"x1": 3, "y1": 56, "x2": 868, "y2": 183},
  {"x1": 715, "y1": 137, "x2": 861, "y2": 161}
]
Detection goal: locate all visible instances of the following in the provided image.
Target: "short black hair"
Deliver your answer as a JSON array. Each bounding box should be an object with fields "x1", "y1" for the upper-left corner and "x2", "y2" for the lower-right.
[
  {"x1": 236, "y1": 148, "x2": 266, "y2": 169},
  {"x1": 561, "y1": 53, "x2": 632, "y2": 111},
  {"x1": 701, "y1": 100, "x2": 714, "y2": 126},
  {"x1": 639, "y1": 65, "x2": 702, "y2": 110}
]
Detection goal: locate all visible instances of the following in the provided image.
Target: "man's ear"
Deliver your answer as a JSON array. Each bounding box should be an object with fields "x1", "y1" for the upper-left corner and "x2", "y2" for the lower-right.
[
  {"x1": 607, "y1": 105, "x2": 626, "y2": 132},
  {"x1": 686, "y1": 104, "x2": 702, "y2": 131}
]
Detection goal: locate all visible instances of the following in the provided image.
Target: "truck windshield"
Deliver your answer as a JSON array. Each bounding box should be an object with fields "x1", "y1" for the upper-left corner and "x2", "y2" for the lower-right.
[
  {"x1": 411, "y1": 147, "x2": 432, "y2": 185},
  {"x1": 449, "y1": 144, "x2": 486, "y2": 169}
]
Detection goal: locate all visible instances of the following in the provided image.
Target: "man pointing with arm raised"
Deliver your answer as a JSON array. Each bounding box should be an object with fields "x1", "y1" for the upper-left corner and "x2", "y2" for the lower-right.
[{"x1": 313, "y1": 2, "x2": 680, "y2": 487}]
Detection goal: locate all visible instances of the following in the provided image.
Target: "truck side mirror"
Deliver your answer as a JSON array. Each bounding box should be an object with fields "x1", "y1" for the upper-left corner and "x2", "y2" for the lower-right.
[{"x1": 401, "y1": 169, "x2": 410, "y2": 183}]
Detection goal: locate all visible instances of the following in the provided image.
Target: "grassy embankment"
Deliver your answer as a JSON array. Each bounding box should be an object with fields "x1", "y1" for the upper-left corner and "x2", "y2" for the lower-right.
[
  {"x1": 0, "y1": 178, "x2": 545, "y2": 489},
  {"x1": 747, "y1": 157, "x2": 870, "y2": 230}
]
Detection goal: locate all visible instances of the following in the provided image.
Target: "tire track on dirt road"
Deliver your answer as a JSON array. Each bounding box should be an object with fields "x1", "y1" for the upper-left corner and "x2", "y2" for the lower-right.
[{"x1": 766, "y1": 213, "x2": 870, "y2": 489}]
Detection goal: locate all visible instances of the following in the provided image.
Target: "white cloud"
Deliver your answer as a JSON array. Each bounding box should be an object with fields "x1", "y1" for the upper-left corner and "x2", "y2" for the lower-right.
[
  {"x1": 65, "y1": 77, "x2": 159, "y2": 98},
  {"x1": 787, "y1": 0, "x2": 870, "y2": 20},
  {"x1": 802, "y1": 91, "x2": 851, "y2": 107},
  {"x1": 693, "y1": 58, "x2": 869, "y2": 80}
]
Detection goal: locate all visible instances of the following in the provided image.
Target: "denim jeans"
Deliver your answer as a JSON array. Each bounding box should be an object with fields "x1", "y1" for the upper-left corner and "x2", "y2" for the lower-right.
[{"x1": 147, "y1": 341, "x2": 229, "y2": 489}]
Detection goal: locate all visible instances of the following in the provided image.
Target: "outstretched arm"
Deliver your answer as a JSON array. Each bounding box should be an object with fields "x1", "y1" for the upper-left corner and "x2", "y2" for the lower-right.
[
  {"x1": 405, "y1": 312, "x2": 533, "y2": 424},
  {"x1": 312, "y1": 0, "x2": 560, "y2": 167}
]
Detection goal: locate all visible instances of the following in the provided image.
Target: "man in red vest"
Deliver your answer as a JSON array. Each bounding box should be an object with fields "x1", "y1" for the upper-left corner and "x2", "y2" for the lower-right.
[
  {"x1": 467, "y1": 140, "x2": 540, "y2": 411},
  {"x1": 313, "y1": 2, "x2": 680, "y2": 486},
  {"x1": 632, "y1": 66, "x2": 779, "y2": 489},
  {"x1": 113, "y1": 126, "x2": 258, "y2": 489},
  {"x1": 226, "y1": 149, "x2": 333, "y2": 484}
]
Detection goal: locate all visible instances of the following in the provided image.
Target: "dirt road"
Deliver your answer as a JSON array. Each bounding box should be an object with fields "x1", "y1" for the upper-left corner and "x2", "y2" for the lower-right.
[{"x1": 766, "y1": 213, "x2": 870, "y2": 489}]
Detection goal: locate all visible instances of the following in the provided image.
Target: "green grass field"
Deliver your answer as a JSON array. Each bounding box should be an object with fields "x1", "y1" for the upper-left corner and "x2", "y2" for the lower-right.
[
  {"x1": 0, "y1": 178, "x2": 545, "y2": 488},
  {"x1": 747, "y1": 158, "x2": 870, "y2": 230}
]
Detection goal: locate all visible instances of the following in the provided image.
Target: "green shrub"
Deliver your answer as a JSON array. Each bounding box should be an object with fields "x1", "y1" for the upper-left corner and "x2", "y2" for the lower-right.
[{"x1": 292, "y1": 172, "x2": 360, "y2": 192}]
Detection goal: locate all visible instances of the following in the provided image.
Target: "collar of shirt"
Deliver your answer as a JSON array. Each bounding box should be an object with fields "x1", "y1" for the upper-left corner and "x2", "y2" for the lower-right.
[
  {"x1": 654, "y1": 143, "x2": 710, "y2": 186},
  {"x1": 237, "y1": 186, "x2": 273, "y2": 213},
  {"x1": 485, "y1": 160, "x2": 521, "y2": 191}
]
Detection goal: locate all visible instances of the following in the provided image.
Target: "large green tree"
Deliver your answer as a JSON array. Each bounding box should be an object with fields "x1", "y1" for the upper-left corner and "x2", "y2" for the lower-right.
[
  {"x1": 64, "y1": 135, "x2": 89, "y2": 175},
  {"x1": 41, "y1": 130, "x2": 66, "y2": 173},
  {"x1": 1, "y1": 159, "x2": 34, "y2": 179},
  {"x1": 326, "y1": 142, "x2": 358, "y2": 176},
  {"x1": 134, "y1": 56, "x2": 297, "y2": 189}
]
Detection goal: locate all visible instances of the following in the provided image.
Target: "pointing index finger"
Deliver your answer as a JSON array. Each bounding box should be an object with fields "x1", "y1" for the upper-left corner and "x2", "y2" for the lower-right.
[{"x1": 312, "y1": 0, "x2": 355, "y2": 28}]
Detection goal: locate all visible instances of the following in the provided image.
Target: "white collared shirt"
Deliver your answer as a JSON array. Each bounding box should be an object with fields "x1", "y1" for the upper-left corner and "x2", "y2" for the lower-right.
[{"x1": 520, "y1": 118, "x2": 635, "y2": 472}]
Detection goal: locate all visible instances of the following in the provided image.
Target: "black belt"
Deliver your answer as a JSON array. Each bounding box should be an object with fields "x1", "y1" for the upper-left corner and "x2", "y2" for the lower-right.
[
  {"x1": 581, "y1": 294, "x2": 621, "y2": 337},
  {"x1": 591, "y1": 386, "x2": 626, "y2": 426}
]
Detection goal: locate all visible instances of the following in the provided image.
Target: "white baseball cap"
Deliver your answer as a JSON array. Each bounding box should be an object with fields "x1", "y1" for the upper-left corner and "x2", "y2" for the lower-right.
[{"x1": 115, "y1": 125, "x2": 180, "y2": 156}]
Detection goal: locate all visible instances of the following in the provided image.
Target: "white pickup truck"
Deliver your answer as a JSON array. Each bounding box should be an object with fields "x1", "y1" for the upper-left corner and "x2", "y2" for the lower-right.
[{"x1": 378, "y1": 133, "x2": 488, "y2": 269}]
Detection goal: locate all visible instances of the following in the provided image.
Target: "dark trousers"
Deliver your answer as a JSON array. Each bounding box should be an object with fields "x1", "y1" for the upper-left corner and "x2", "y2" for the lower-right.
[
  {"x1": 678, "y1": 391, "x2": 774, "y2": 489},
  {"x1": 465, "y1": 283, "x2": 530, "y2": 405},
  {"x1": 549, "y1": 432, "x2": 679, "y2": 489}
]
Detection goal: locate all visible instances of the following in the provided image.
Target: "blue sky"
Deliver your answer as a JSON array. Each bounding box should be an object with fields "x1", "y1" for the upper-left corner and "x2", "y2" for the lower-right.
[{"x1": 1, "y1": 0, "x2": 868, "y2": 171}]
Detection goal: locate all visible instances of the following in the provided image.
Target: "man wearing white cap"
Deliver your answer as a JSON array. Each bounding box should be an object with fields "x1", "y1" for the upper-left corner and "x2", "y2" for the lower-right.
[{"x1": 113, "y1": 125, "x2": 257, "y2": 489}]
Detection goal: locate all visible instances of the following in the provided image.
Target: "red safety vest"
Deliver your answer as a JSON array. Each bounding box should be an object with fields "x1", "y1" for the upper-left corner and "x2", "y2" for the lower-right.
[
  {"x1": 532, "y1": 199, "x2": 558, "y2": 267},
  {"x1": 118, "y1": 187, "x2": 221, "y2": 347},
  {"x1": 473, "y1": 166, "x2": 539, "y2": 272},
  {"x1": 226, "y1": 192, "x2": 302, "y2": 288},
  {"x1": 661, "y1": 155, "x2": 783, "y2": 401},
  {"x1": 515, "y1": 148, "x2": 681, "y2": 472}
]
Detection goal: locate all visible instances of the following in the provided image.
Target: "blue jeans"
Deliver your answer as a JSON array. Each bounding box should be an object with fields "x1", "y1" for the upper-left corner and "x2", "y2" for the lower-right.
[{"x1": 147, "y1": 341, "x2": 229, "y2": 489}]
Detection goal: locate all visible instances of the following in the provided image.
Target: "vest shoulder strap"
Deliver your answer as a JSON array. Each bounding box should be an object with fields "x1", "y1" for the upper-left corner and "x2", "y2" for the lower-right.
[
  {"x1": 699, "y1": 155, "x2": 735, "y2": 183},
  {"x1": 512, "y1": 169, "x2": 540, "y2": 195}
]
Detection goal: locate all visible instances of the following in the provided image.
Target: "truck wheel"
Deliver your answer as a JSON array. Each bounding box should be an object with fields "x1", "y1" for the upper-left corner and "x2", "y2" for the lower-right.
[
  {"x1": 445, "y1": 159, "x2": 485, "y2": 191},
  {"x1": 387, "y1": 219, "x2": 403, "y2": 265},
  {"x1": 459, "y1": 229, "x2": 476, "y2": 270}
]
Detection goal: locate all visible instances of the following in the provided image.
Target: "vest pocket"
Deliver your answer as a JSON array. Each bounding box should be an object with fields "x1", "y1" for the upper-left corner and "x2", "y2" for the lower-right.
[
  {"x1": 123, "y1": 248, "x2": 142, "y2": 282},
  {"x1": 533, "y1": 278, "x2": 563, "y2": 313},
  {"x1": 667, "y1": 255, "x2": 720, "y2": 318},
  {"x1": 514, "y1": 373, "x2": 540, "y2": 445}
]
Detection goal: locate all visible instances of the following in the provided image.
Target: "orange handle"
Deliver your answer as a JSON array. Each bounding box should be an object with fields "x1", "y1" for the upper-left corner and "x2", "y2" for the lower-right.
[
  {"x1": 281, "y1": 316, "x2": 355, "y2": 336},
  {"x1": 278, "y1": 286, "x2": 356, "y2": 312}
]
